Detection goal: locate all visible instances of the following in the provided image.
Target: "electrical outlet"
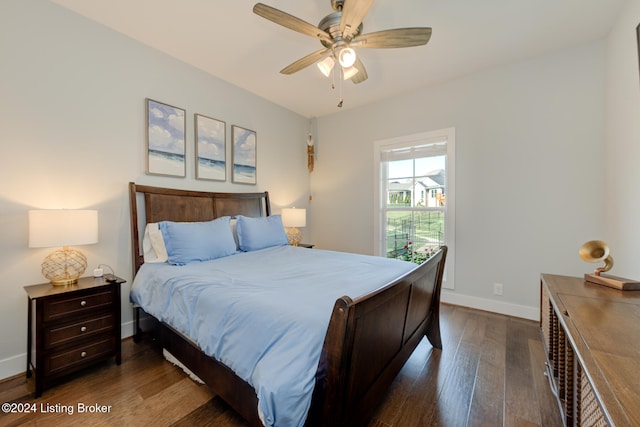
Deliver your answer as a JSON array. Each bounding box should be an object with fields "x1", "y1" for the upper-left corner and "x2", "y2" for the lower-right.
[{"x1": 493, "y1": 283, "x2": 503, "y2": 296}]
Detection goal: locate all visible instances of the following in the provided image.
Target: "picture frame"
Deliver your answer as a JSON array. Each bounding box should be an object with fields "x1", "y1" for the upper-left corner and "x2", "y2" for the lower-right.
[
  {"x1": 637, "y1": 23, "x2": 640, "y2": 82},
  {"x1": 146, "y1": 98, "x2": 186, "y2": 177},
  {"x1": 232, "y1": 125, "x2": 257, "y2": 185},
  {"x1": 195, "y1": 114, "x2": 226, "y2": 181}
]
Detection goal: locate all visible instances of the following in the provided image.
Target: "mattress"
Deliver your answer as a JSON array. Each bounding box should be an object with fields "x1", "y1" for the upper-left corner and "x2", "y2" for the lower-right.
[{"x1": 130, "y1": 245, "x2": 415, "y2": 426}]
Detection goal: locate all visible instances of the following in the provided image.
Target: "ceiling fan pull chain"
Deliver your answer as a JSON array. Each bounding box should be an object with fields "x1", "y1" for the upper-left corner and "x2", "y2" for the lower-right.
[{"x1": 337, "y1": 67, "x2": 344, "y2": 108}]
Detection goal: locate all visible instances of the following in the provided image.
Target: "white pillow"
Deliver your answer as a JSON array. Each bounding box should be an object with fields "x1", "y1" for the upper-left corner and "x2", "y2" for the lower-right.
[
  {"x1": 230, "y1": 217, "x2": 239, "y2": 249},
  {"x1": 142, "y1": 223, "x2": 168, "y2": 263}
]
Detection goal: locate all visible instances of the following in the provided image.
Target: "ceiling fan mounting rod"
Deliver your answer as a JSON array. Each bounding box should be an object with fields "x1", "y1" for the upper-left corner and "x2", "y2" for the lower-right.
[{"x1": 331, "y1": 0, "x2": 345, "y2": 12}]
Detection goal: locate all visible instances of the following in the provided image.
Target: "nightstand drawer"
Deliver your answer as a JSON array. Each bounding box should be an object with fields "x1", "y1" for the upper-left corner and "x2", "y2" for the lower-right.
[
  {"x1": 45, "y1": 314, "x2": 115, "y2": 349},
  {"x1": 46, "y1": 336, "x2": 116, "y2": 376},
  {"x1": 43, "y1": 290, "x2": 115, "y2": 321}
]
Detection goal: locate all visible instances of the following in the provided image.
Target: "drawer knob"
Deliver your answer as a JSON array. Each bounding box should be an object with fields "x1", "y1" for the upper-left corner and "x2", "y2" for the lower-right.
[
  {"x1": 80, "y1": 300, "x2": 87, "y2": 307},
  {"x1": 81, "y1": 351, "x2": 87, "y2": 358},
  {"x1": 80, "y1": 326, "x2": 87, "y2": 332}
]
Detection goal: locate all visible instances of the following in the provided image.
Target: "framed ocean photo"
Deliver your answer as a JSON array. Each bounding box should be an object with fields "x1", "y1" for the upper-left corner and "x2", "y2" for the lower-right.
[
  {"x1": 146, "y1": 98, "x2": 186, "y2": 177},
  {"x1": 637, "y1": 23, "x2": 640, "y2": 84},
  {"x1": 232, "y1": 125, "x2": 257, "y2": 185},
  {"x1": 195, "y1": 114, "x2": 226, "y2": 181}
]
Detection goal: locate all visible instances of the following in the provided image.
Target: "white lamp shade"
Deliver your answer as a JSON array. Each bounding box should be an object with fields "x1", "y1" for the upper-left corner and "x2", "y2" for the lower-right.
[
  {"x1": 342, "y1": 66, "x2": 359, "y2": 80},
  {"x1": 317, "y1": 56, "x2": 335, "y2": 77},
  {"x1": 29, "y1": 209, "x2": 98, "y2": 248},
  {"x1": 281, "y1": 208, "x2": 306, "y2": 228}
]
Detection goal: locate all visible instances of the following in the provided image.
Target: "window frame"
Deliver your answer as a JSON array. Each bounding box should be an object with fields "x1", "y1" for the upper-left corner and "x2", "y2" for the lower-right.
[{"x1": 373, "y1": 128, "x2": 455, "y2": 289}]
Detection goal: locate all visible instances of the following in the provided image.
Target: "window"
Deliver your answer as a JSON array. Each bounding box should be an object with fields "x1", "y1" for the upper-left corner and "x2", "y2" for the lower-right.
[{"x1": 374, "y1": 128, "x2": 455, "y2": 289}]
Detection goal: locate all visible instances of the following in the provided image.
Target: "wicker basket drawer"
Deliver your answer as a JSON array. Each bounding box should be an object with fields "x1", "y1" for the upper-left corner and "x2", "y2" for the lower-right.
[
  {"x1": 578, "y1": 366, "x2": 608, "y2": 427},
  {"x1": 541, "y1": 285, "x2": 551, "y2": 355}
]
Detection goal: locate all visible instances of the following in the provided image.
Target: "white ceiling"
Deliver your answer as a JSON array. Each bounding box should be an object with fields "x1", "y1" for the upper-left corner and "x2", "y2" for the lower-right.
[{"x1": 52, "y1": 0, "x2": 625, "y2": 118}]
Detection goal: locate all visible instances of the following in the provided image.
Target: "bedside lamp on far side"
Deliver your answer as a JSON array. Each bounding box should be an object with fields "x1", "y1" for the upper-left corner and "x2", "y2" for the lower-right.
[
  {"x1": 28, "y1": 209, "x2": 98, "y2": 285},
  {"x1": 281, "y1": 208, "x2": 306, "y2": 246}
]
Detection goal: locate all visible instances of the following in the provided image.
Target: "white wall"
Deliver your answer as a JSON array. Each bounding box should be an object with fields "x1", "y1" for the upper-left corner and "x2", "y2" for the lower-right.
[
  {"x1": 311, "y1": 42, "x2": 607, "y2": 320},
  {"x1": 2, "y1": 0, "x2": 632, "y2": 382},
  {"x1": 604, "y1": 0, "x2": 640, "y2": 281},
  {"x1": 0, "y1": 0, "x2": 310, "y2": 380}
]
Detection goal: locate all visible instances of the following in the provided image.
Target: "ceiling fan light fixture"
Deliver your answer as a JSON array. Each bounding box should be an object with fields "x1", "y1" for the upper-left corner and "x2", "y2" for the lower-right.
[
  {"x1": 317, "y1": 56, "x2": 335, "y2": 77},
  {"x1": 338, "y1": 47, "x2": 356, "y2": 68},
  {"x1": 342, "y1": 65, "x2": 358, "y2": 80}
]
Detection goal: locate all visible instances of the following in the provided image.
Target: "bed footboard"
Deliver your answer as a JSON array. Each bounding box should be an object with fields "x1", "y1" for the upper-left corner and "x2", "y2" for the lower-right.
[{"x1": 308, "y1": 246, "x2": 447, "y2": 426}]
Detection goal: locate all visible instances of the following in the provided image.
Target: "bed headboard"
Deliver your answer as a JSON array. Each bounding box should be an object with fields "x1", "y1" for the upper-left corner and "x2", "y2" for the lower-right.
[{"x1": 129, "y1": 182, "x2": 271, "y2": 274}]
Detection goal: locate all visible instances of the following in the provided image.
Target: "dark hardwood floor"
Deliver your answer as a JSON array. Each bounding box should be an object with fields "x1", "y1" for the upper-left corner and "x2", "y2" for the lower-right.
[{"x1": 0, "y1": 304, "x2": 562, "y2": 426}]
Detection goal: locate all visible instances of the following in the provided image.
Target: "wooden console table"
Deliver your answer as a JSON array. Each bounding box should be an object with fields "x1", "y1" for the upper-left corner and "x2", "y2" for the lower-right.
[{"x1": 540, "y1": 274, "x2": 640, "y2": 426}]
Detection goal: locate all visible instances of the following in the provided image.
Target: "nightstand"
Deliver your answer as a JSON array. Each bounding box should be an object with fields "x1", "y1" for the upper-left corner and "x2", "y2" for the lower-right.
[{"x1": 24, "y1": 275, "x2": 125, "y2": 397}]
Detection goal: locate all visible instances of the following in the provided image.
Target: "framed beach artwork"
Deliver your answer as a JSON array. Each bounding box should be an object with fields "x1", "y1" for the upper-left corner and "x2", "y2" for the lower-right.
[
  {"x1": 146, "y1": 98, "x2": 186, "y2": 177},
  {"x1": 195, "y1": 114, "x2": 226, "y2": 181},
  {"x1": 637, "y1": 23, "x2": 640, "y2": 82},
  {"x1": 232, "y1": 125, "x2": 257, "y2": 185}
]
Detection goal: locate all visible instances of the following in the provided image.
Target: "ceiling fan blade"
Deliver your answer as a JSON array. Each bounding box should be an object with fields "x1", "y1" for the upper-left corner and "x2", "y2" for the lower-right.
[
  {"x1": 340, "y1": 0, "x2": 374, "y2": 41},
  {"x1": 280, "y1": 48, "x2": 331, "y2": 75},
  {"x1": 253, "y1": 3, "x2": 333, "y2": 44},
  {"x1": 353, "y1": 27, "x2": 432, "y2": 49},
  {"x1": 350, "y1": 56, "x2": 368, "y2": 84}
]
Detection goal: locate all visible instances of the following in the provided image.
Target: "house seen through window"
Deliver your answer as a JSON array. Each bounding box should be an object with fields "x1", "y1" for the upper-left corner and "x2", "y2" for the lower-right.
[{"x1": 374, "y1": 128, "x2": 455, "y2": 288}]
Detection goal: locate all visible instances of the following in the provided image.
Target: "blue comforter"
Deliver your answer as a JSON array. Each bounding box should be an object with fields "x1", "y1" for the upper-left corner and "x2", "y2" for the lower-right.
[{"x1": 130, "y1": 245, "x2": 415, "y2": 426}]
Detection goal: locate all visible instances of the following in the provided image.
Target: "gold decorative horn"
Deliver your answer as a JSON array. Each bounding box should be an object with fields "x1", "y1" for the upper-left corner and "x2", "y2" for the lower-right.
[
  {"x1": 579, "y1": 240, "x2": 613, "y2": 276},
  {"x1": 578, "y1": 241, "x2": 640, "y2": 290}
]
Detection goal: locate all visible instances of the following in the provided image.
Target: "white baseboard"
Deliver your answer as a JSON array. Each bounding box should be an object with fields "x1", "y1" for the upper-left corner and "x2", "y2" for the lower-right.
[
  {"x1": 0, "y1": 353, "x2": 26, "y2": 383},
  {"x1": 0, "y1": 321, "x2": 136, "y2": 382},
  {"x1": 441, "y1": 290, "x2": 539, "y2": 321},
  {"x1": 121, "y1": 319, "x2": 135, "y2": 340}
]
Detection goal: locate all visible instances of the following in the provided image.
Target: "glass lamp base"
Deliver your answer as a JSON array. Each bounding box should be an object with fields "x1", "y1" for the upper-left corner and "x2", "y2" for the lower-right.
[
  {"x1": 286, "y1": 227, "x2": 302, "y2": 246},
  {"x1": 41, "y1": 247, "x2": 87, "y2": 285}
]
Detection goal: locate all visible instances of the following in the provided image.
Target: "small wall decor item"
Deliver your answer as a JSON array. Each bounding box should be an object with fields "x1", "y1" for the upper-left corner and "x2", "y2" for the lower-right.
[
  {"x1": 146, "y1": 98, "x2": 186, "y2": 177},
  {"x1": 195, "y1": 114, "x2": 226, "y2": 181},
  {"x1": 232, "y1": 125, "x2": 257, "y2": 184},
  {"x1": 307, "y1": 133, "x2": 314, "y2": 173}
]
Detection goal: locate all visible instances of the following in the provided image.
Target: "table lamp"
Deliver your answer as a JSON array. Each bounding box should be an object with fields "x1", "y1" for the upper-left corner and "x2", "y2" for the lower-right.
[
  {"x1": 281, "y1": 208, "x2": 306, "y2": 246},
  {"x1": 29, "y1": 209, "x2": 98, "y2": 285}
]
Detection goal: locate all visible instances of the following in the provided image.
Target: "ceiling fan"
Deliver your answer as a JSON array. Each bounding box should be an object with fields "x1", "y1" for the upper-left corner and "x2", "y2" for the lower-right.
[{"x1": 253, "y1": 0, "x2": 432, "y2": 85}]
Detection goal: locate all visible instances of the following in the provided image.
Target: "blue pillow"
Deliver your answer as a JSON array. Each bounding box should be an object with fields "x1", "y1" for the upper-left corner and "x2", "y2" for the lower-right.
[
  {"x1": 236, "y1": 215, "x2": 289, "y2": 252},
  {"x1": 158, "y1": 217, "x2": 237, "y2": 265}
]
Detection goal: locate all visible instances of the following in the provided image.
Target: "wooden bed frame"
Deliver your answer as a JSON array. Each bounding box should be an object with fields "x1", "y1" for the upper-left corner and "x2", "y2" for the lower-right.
[{"x1": 128, "y1": 182, "x2": 447, "y2": 426}]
